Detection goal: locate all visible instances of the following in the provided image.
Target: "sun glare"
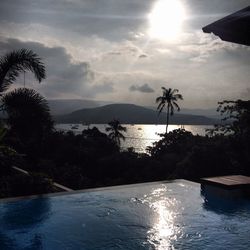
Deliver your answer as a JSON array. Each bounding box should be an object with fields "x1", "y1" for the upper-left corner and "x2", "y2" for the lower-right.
[{"x1": 148, "y1": 0, "x2": 186, "y2": 41}]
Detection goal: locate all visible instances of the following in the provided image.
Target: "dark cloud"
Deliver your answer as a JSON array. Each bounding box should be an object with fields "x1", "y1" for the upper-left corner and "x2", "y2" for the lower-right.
[
  {"x1": 0, "y1": 38, "x2": 113, "y2": 98},
  {"x1": 0, "y1": 0, "x2": 249, "y2": 108},
  {"x1": 129, "y1": 83, "x2": 154, "y2": 93},
  {"x1": 0, "y1": 0, "x2": 152, "y2": 41},
  {"x1": 0, "y1": 0, "x2": 248, "y2": 41}
]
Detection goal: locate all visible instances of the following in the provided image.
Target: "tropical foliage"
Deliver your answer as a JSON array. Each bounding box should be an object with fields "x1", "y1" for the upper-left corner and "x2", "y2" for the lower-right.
[
  {"x1": 1, "y1": 98, "x2": 250, "y2": 198},
  {"x1": 2, "y1": 88, "x2": 53, "y2": 142},
  {"x1": 0, "y1": 124, "x2": 16, "y2": 177},
  {"x1": 0, "y1": 49, "x2": 249, "y2": 200},
  {"x1": 0, "y1": 124, "x2": 6, "y2": 145},
  {"x1": 106, "y1": 119, "x2": 127, "y2": 147},
  {"x1": 156, "y1": 87, "x2": 183, "y2": 132},
  {"x1": 0, "y1": 49, "x2": 52, "y2": 198},
  {"x1": 0, "y1": 49, "x2": 45, "y2": 93},
  {"x1": 0, "y1": 124, "x2": 16, "y2": 156},
  {"x1": 147, "y1": 129, "x2": 193, "y2": 157},
  {"x1": 207, "y1": 100, "x2": 250, "y2": 137}
]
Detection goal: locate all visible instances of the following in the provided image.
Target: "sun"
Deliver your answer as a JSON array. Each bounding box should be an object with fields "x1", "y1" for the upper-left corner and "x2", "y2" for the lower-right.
[{"x1": 148, "y1": 0, "x2": 186, "y2": 41}]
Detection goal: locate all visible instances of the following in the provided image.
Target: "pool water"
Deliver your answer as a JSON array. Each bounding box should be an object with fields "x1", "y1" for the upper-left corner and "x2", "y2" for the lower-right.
[{"x1": 1, "y1": 180, "x2": 250, "y2": 249}]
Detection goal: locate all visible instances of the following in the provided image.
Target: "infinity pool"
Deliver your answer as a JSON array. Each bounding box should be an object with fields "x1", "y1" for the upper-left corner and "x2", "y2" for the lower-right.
[{"x1": 1, "y1": 180, "x2": 250, "y2": 249}]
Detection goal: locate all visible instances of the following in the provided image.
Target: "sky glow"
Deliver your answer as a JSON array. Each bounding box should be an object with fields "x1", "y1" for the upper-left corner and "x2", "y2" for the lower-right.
[
  {"x1": 0, "y1": 0, "x2": 249, "y2": 108},
  {"x1": 148, "y1": 0, "x2": 186, "y2": 41}
]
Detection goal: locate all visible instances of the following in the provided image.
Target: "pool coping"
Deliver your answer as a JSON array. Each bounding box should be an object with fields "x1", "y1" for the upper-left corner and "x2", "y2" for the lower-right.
[{"x1": 0, "y1": 179, "x2": 197, "y2": 203}]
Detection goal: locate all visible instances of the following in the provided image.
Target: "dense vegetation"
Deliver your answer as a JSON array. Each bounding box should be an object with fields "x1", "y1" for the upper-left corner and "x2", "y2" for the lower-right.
[
  {"x1": 0, "y1": 49, "x2": 249, "y2": 198},
  {"x1": 1, "y1": 98, "x2": 249, "y2": 198}
]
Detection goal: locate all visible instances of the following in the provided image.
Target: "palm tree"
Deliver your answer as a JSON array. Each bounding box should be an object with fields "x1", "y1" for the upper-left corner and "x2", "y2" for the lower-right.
[
  {"x1": 156, "y1": 87, "x2": 183, "y2": 133},
  {"x1": 1, "y1": 88, "x2": 53, "y2": 140},
  {"x1": 0, "y1": 49, "x2": 45, "y2": 94},
  {"x1": 106, "y1": 119, "x2": 127, "y2": 147}
]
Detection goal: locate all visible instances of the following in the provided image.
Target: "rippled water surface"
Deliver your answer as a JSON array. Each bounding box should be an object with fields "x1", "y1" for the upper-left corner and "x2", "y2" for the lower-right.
[
  {"x1": 1, "y1": 180, "x2": 250, "y2": 249},
  {"x1": 55, "y1": 124, "x2": 212, "y2": 152}
]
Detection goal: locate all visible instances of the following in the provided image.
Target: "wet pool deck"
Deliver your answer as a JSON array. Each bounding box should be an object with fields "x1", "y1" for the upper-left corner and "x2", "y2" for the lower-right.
[
  {"x1": 201, "y1": 176, "x2": 250, "y2": 201},
  {"x1": 201, "y1": 175, "x2": 250, "y2": 190}
]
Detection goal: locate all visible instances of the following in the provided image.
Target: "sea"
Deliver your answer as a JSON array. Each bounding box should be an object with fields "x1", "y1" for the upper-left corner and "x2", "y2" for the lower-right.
[{"x1": 55, "y1": 124, "x2": 213, "y2": 153}]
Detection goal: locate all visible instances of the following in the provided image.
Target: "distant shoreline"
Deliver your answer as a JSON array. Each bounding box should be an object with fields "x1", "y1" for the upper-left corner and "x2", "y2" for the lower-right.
[
  {"x1": 54, "y1": 103, "x2": 220, "y2": 126},
  {"x1": 54, "y1": 124, "x2": 213, "y2": 152},
  {"x1": 55, "y1": 122, "x2": 216, "y2": 126}
]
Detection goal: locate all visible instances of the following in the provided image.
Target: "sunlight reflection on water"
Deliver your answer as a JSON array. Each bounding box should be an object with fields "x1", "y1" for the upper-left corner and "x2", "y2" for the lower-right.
[
  {"x1": 2, "y1": 181, "x2": 250, "y2": 249},
  {"x1": 55, "y1": 124, "x2": 212, "y2": 153},
  {"x1": 140, "y1": 185, "x2": 183, "y2": 249}
]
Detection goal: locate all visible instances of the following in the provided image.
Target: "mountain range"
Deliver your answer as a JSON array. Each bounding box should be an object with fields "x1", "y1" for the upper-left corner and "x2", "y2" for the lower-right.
[
  {"x1": 0, "y1": 98, "x2": 221, "y2": 125},
  {"x1": 48, "y1": 99, "x2": 112, "y2": 115},
  {"x1": 48, "y1": 99, "x2": 219, "y2": 118},
  {"x1": 55, "y1": 103, "x2": 219, "y2": 125}
]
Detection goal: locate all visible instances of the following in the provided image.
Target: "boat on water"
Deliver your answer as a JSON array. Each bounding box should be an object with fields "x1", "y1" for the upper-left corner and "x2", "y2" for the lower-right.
[
  {"x1": 137, "y1": 128, "x2": 142, "y2": 130},
  {"x1": 71, "y1": 125, "x2": 79, "y2": 130},
  {"x1": 82, "y1": 122, "x2": 90, "y2": 126},
  {"x1": 82, "y1": 122, "x2": 91, "y2": 129}
]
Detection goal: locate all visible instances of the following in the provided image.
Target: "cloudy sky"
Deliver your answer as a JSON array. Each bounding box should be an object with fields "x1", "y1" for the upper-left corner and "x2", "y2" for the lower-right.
[{"x1": 0, "y1": 0, "x2": 249, "y2": 108}]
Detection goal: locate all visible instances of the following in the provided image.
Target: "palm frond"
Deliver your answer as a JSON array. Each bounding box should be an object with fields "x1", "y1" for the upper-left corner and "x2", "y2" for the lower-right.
[
  {"x1": 118, "y1": 125, "x2": 127, "y2": 132},
  {"x1": 158, "y1": 103, "x2": 165, "y2": 115},
  {"x1": 171, "y1": 89, "x2": 179, "y2": 95},
  {"x1": 1, "y1": 88, "x2": 53, "y2": 136},
  {"x1": 157, "y1": 102, "x2": 162, "y2": 110},
  {"x1": 0, "y1": 49, "x2": 46, "y2": 92},
  {"x1": 117, "y1": 131, "x2": 126, "y2": 141},
  {"x1": 173, "y1": 101, "x2": 180, "y2": 111},
  {"x1": 156, "y1": 96, "x2": 164, "y2": 103},
  {"x1": 105, "y1": 127, "x2": 112, "y2": 132},
  {"x1": 170, "y1": 103, "x2": 174, "y2": 115},
  {"x1": 106, "y1": 119, "x2": 126, "y2": 146},
  {"x1": 2, "y1": 88, "x2": 51, "y2": 120},
  {"x1": 156, "y1": 87, "x2": 183, "y2": 132},
  {"x1": 0, "y1": 126, "x2": 7, "y2": 142},
  {"x1": 173, "y1": 93, "x2": 183, "y2": 100}
]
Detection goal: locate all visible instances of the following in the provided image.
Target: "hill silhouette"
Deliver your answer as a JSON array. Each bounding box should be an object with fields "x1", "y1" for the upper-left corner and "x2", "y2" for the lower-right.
[
  {"x1": 55, "y1": 103, "x2": 218, "y2": 125},
  {"x1": 48, "y1": 99, "x2": 112, "y2": 115}
]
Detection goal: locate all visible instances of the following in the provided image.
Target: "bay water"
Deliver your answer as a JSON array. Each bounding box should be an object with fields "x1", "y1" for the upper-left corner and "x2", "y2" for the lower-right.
[{"x1": 55, "y1": 124, "x2": 213, "y2": 153}]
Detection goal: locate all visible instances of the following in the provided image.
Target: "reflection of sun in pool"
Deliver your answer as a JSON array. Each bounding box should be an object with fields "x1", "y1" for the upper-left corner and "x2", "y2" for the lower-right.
[
  {"x1": 148, "y1": 0, "x2": 186, "y2": 41},
  {"x1": 149, "y1": 201, "x2": 176, "y2": 249},
  {"x1": 144, "y1": 186, "x2": 182, "y2": 249}
]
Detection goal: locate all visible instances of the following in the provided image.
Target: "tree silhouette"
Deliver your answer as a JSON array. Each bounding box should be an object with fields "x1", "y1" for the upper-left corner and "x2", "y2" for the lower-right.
[
  {"x1": 156, "y1": 87, "x2": 183, "y2": 133},
  {"x1": 0, "y1": 49, "x2": 45, "y2": 94},
  {"x1": 1, "y1": 88, "x2": 53, "y2": 141},
  {"x1": 106, "y1": 119, "x2": 127, "y2": 147},
  {"x1": 215, "y1": 100, "x2": 250, "y2": 136}
]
